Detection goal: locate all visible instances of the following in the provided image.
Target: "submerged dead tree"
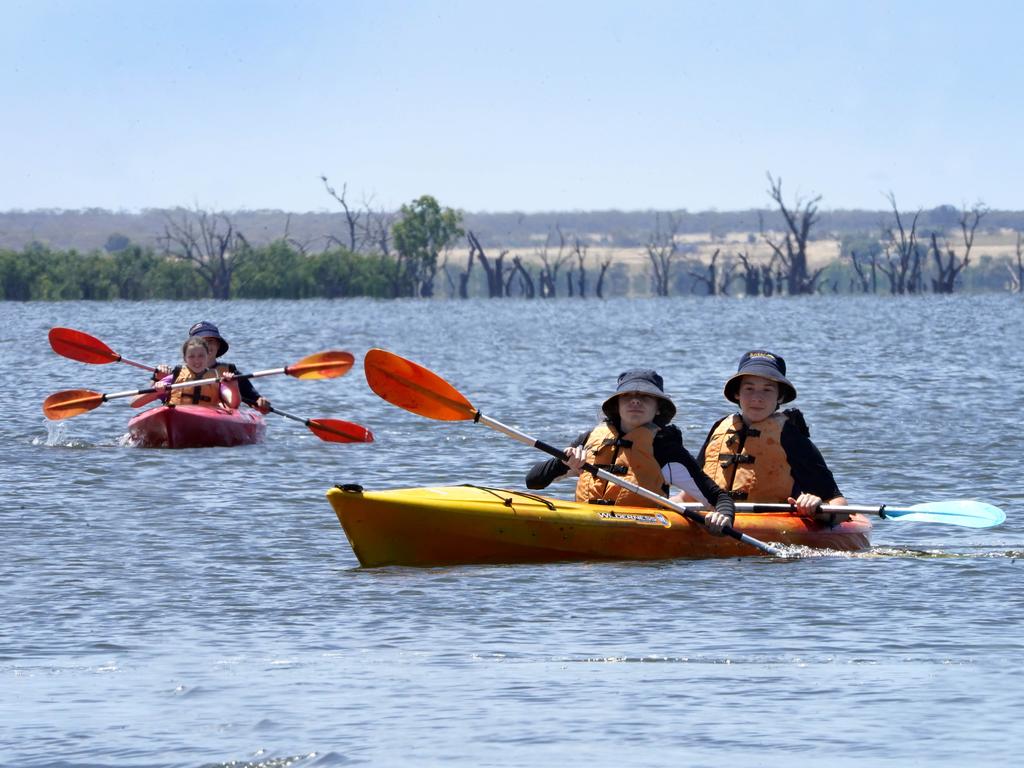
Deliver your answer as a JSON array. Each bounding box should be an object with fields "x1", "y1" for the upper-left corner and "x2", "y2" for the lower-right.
[
  {"x1": 466, "y1": 230, "x2": 506, "y2": 298},
  {"x1": 849, "y1": 249, "x2": 879, "y2": 294},
  {"x1": 879, "y1": 193, "x2": 925, "y2": 294},
  {"x1": 762, "y1": 174, "x2": 825, "y2": 295},
  {"x1": 930, "y1": 204, "x2": 987, "y2": 294},
  {"x1": 594, "y1": 253, "x2": 613, "y2": 298},
  {"x1": 507, "y1": 256, "x2": 536, "y2": 298},
  {"x1": 1010, "y1": 232, "x2": 1023, "y2": 294},
  {"x1": 646, "y1": 213, "x2": 679, "y2": 297},
  {"x1": 689, "y1": 248, "x2": 736, "y2": 296},
  {"x1": 572, "y1": 236, "x2": 589, "y2": 297},
  {"x1": 537, "y1": 225, "x2": 571, "y2": 298}
]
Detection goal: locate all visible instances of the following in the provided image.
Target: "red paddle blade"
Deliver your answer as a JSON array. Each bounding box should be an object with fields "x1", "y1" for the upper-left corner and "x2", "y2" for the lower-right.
[
  {"x1": 364, "y1": 348, "x2": 477, "y2": 421},
  {"x1": 308, "y1": 419, "x2": 374, "y2": 443},
  {"x1": 43, "y1": 389, "x2": 105, "y2": 420},
  {"x1": 285, "y1": 351, "x2": 356, "y2": 380},
  {"x1": 49, "y1": 327, "x2": 120, "y2": 365}
]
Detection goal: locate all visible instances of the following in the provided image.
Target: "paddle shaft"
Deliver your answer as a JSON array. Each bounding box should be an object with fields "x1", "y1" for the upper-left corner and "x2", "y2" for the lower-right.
[
  {"x1": 96, "y1": 365, "x2": 293, "y2": 404},
  {"x1": 728, "y1": 500, "x2": 1004, "y2": 528},
  {"x1": 268, "y1": 406, "x2": 313, "y2": 426},
  {"x1": 114, "y1": 357, "x2": 156, "y2": 373},
  {"x1": 476, "y1": 412, "x2": 783, "y2": 556}
]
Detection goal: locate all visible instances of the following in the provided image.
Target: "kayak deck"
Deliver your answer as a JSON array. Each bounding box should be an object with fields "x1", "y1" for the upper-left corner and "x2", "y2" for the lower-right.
[
  {"x1": 127, "y1": 404, "x2": 266, "y2": 449},
  {"x1": 327, "y1": 484, "x2": 872, "y2": 567}
]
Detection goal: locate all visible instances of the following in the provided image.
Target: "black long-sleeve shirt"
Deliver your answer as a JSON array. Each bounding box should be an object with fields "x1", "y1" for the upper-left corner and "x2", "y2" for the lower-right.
[
  {"x1": 525, "y1": 423, "x2": 735, "y2": 519},
  {"x1": 697, "y1": 412, "x2": 842, "y2": 501}
]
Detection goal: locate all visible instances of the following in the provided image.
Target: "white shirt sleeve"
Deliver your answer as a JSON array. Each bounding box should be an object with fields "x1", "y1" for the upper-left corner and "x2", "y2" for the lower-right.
[{"x1": 662, "y1": 462, "x2": 710, "y2": 506}]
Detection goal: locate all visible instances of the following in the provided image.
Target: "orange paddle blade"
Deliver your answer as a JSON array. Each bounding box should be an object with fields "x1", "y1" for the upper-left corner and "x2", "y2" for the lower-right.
[
  {"x1": 285, "y1": 351, "x2": 355, "y2": 380},
  {"x1": 130, "y1": 392, "x2": 163, "y2": 408},
  {"x1": 43, "y1": 389, "x2": 105, "y2": 420},
  {"x1": 364, "y1": 348, "x2": 477, "y2": 421},
  {"x1": 308, "y1": 419, "x2": 375, "y2": 443},
  {"x1": 49, "y1": 327, "x2": 120, "y2": 365}
]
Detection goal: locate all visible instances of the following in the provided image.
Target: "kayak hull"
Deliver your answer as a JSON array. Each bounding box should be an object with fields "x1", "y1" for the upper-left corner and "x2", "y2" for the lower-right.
[
  {"x1": 327, "y1": 484, "x2": 872, "y2": 567},
  {"x1": 127, "y1": 405, "x2": 265, "y2": 449}
]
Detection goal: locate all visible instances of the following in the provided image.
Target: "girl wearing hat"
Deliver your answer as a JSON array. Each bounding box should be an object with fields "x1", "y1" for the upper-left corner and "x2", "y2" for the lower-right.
[
  {"x1": 153, "y1": 322, "x2": 272, "y2": 414},
  {"x1": 526, "y1": 369, "x2": 736, "y2": 534},
  {"x1": 153, "y1": 337, "x2": 240, "y2": 408},
  {"x1": 694, "y1": 350, "x2": 847, "y2": 518}
]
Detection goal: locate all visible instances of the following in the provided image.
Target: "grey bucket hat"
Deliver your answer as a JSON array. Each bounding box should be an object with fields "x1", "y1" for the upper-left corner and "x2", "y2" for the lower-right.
[{"x1": 601, "y1": 369, "x2": 677, "y2": 425}]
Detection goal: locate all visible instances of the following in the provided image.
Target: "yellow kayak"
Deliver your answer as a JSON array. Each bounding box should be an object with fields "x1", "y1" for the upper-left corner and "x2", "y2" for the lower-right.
[{"x1": 327, "y1": 484, "x2": 872, "y2": 567}]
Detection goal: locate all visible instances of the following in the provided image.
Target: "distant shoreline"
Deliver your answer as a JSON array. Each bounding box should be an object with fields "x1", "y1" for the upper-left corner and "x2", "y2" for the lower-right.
[{"x1": 4, "y1": 206, "x2": 1024, "y2": 254}]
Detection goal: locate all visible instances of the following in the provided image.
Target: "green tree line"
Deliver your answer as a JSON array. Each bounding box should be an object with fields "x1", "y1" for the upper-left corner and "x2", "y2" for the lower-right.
[
  {"x1": 4, "y1": 238, "x2": 1020, "y2": 301},
  {"x1": 0, "y1": 242, "x2": 398, "y2": 301}
]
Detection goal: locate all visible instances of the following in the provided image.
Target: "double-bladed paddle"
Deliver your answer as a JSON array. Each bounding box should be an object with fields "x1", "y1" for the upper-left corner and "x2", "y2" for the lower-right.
[
  {"x1": 49, "y1": 327, "x2": 158, "y2": 372},
  {"x1": 43, "y1": 351, "x2": 356, "y2": 420},
  {"x1": 362, "y1": 348, "x2": 785, "y2": 556}
]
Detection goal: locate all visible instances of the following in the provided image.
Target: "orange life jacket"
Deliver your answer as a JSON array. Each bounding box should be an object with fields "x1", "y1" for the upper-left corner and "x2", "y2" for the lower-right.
[
  {"x1": 575, "y1": 421, "x2": 666, "y2": 507},
  {"x1": 167, "y1": 366, "x2": 223, "y2": 408},
  {"x1": 703, "y1": 412, "x2": 795, "y2": 501}
]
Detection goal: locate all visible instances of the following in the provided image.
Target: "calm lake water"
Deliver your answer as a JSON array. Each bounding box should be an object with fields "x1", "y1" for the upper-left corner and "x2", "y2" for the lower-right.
[{"x1": 2, "y1": 296, "x2": 1022, "y2": 767}]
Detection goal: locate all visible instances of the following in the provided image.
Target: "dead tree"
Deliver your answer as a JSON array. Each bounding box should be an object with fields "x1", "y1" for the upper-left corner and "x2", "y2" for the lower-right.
[
  {"x1": 1009, "y1": 232, "x2": 1023, "y2": 294},
  {"x1": 878, "y1": 193, "x2": 925, "y2": 294},
  {"x1": 572, "y1": 236, "x2": 588, "y2": 297},
  {"x1": 321, "y1": 175, "x2": 364, "y2": 252},
  {"x1": 440, "y1": 247, "x2": 476, "y2": 299},
  {"x1": 508, "y1": 256, "x2": 536, "y2": 298},
  {"x1": 848, "y1": 250, "x2": 879, "y2": 294},
  {"x1": 646, "y1": 213, "x2": 679, "y2": 297},
  {"x1": 930, "y1": 204, "x2": 986, "y2": 294},
  {"x1": 466, "y1": 230, "x2": 505, "y2": 297},
  {"x1": 365, "y1": 206, "x2": 396, "y2": 257},
  {"x1": 763, "y1": 174, "x2": 826, "y2": 294},
  {"x1": 281, "y1": 214, "x2": 315, "y2": 255},
  {"x1": 159, "y1": 208, "x2": 243, "y2": 300},
  {"x1": 689, "y1": 248, "x2": 736, "y2": 296},
  {"x1": 537, "y1": 225, "x2": 571, "y2": 298},
  {"x1": 736, "y1": 251, "x2": 762, "y2": 296},
  {"x1": 594, "y1": 254, "x2": 614, "y2": 298}
]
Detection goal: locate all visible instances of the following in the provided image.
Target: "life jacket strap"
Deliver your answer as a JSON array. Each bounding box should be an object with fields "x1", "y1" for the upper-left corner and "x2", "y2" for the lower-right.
[
  {"x1": 719, "y1": 453, "x2": 755, "y2": 468},
  {"x1": 600, "y1": 437, "x2": 634, "y2": 449}
]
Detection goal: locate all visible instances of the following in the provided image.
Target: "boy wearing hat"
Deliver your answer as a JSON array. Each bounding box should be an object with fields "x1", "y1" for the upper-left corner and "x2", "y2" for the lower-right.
[
  {"x1": 526, "y1": 369, "x2": 736, "y2": 534},
  {"x1": 695, "y1": 350, "x2": 846, "y2": 518}
]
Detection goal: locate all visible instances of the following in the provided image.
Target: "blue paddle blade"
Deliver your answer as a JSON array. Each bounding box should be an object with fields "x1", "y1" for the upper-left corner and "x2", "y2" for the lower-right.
[{"x1": 884, "y1": 500, "x2": 1006, "y2": 528}]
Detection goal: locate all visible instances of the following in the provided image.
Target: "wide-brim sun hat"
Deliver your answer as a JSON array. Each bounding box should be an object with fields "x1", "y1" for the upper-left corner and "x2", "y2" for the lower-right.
[
  {"x1": 723, "y1": 350, "x2": 797, "y2": 404},
  {"x1": 601, "y1": 368, "x2": 677, "y2": 425},
  {"x1": 188, "y1": 320, "x2": 229, "y2": 357}
]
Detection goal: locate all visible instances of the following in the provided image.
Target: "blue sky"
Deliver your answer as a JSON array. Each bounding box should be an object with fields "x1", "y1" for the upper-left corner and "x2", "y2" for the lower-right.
[{"x1": 3, "y1": 0, "x2": 1022, "y2": 213}]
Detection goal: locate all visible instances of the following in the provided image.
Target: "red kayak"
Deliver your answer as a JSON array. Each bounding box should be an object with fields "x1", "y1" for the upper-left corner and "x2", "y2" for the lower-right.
[{"x1": 127, "y1": 405, "x2": 266, "y2": 449}]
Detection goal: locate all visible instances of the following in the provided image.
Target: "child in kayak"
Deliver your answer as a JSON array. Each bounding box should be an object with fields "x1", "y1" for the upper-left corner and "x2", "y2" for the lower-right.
[
  {"x1": 525, "y1": 369, "x2": 736, "y2": 534},
  {"x1": 154, "y1": 337, "x2": 240, "y2": 408},
  {"x1": 153, "y1": 321, "x2": 272, "y2": 413},
  {"x1": 690, "y1": 350, "x2": 847, "y2": 519}
]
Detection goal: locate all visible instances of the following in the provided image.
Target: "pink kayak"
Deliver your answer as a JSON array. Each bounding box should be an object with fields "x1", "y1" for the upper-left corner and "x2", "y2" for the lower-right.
[{"x1": 127, "y1": 405, "x2": 266, "y2": 449}]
